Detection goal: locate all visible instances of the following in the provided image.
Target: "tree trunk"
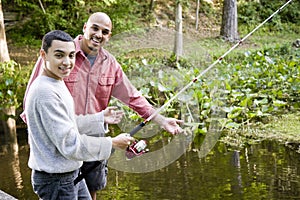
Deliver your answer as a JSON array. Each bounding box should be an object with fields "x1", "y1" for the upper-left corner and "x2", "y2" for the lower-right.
[
  {"x1": 1, "y1": 107, "x2": 17, "y2": 143},
  {"x1": 149, "y1": 0, "x2": 155, "y2": 11},
  {"x1": 220, "y1": 0, "x2": 239, "y2": 42},
  {"x1": 174, "y1": 2, "x2": 183, "y2": 60},
  {"x1": 0, "y1": 0, "x2": 17, "y2": 142},
  {"x1": 195, "y1": 0, "x2": 200, "y2": 30},
  {"x1": 0, "y1": 0, "x2": 10, "y2": 62}
]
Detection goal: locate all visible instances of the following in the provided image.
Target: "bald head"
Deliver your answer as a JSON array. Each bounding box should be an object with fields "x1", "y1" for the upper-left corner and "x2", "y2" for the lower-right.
[{"x1": 87, "y1": 12, "x2": 112, "y2": 29}]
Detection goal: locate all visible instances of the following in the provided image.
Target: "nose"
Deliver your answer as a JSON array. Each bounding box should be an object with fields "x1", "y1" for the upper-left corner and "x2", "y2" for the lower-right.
[
  {"x1": 95, "y1": 30, "x2": 103, "y2": 38},
  {"x1": 63, "y1": 57, "x2": 71, "y2": 65}
]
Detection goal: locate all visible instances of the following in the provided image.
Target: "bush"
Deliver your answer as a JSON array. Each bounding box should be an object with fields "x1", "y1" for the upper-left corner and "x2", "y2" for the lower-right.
[
  {"x1": 238, "y1": 0, "x2": 300, "y2": 30},
  {"x1": 3, "y1": 0, "x2": 146, "y2": 43},
  {"x1": 0, "y1": 61, "x2": 29, "y2": 114}
]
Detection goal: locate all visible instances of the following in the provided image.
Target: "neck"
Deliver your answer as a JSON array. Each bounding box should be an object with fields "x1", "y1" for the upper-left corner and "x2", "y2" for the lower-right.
[
  {"x1": 80, "y1": 39, "x2": 99, "y2": 56},
  {"x1": 42, "y1": 68, "x2": 61, "y2": 81}
]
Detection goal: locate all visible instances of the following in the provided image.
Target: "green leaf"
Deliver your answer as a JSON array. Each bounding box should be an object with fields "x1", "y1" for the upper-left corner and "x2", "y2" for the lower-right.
[
  {"x1": 7, "y1": 90, "x2": 13, "y2": 96},
  {"x1": 273, "y1": 100, "x2": 287, "y2": 107},
  {"x1": 225, "y1": 122, "x2": 241, "y2": 129}
]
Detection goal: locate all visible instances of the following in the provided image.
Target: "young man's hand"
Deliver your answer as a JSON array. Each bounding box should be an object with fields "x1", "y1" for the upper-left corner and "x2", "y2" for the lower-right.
[{"x1": 112, "y1": 133, "x2": 135, "y2": 150}]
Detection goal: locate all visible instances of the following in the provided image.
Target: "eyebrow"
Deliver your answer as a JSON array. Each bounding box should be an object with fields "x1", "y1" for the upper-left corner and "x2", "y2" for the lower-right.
[
  {"x1": 53, "y1": 49, "x2": 76, "y2": 54},
  {"x1": 54, "y1": 50, "x2": 65, "y2": 53},
  {"x1": 91, "y1": 24, "x2": 111, "y2": 32}
]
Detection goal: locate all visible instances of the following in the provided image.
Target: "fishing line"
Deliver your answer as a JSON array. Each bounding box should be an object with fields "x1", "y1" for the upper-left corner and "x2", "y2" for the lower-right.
[{"x1": 129, "y1": 0, "x2": 294, "y2": 136}]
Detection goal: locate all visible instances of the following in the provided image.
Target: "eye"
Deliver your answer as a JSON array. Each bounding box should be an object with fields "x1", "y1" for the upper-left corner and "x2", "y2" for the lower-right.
[
  {"x1": 92, "y1": 26, "x2": 99, "y2": 31},
  {"x1": 102, "y1": 30, "x2": 110, "y2": 35},
  {"x1": 69, "y1": 53, "x2": 75, "y2": 59},
  {"x1": 55, "y1": 54, "x2": 63, "y2": 58}
]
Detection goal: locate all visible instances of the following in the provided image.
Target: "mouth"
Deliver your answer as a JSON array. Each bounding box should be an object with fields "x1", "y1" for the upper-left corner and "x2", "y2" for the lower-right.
[
  {"x1": 58, "y1": 66, "x2": 72, "y2": 71},
  {"x1": 91, "y1": 35, "x2": 102, "y2": 45}
]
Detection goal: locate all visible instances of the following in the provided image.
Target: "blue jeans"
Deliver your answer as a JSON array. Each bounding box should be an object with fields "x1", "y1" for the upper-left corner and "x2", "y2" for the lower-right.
[{"x1": 31, "y1": 169, "x2": 91, "y2": 200}]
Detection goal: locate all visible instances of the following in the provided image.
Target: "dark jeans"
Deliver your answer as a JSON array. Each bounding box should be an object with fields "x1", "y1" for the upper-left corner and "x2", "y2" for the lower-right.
[{"x1": 32, "y1": 169, "x2": 91, "y2": 200}]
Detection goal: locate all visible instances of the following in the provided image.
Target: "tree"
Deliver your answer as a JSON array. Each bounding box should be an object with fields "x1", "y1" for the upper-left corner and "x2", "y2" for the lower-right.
[
  {"x1": 0, "y1": 0, "x2": 17, "y2": 143},
  {"x1": 220, "y1": 0, "x2": 239, "y2": 42},
  {"x1": 149, "y1": 0, "x2": 155, "y2": 11},
  {"x1": 0, "y1": 0, "x2": 9, "y2": 62},
  {"x1": 174, "y1": 0, "x2": 183, "y2": 61},
  {"x1": 195, "y1": 0, "x2": 200, "y2": 30}
]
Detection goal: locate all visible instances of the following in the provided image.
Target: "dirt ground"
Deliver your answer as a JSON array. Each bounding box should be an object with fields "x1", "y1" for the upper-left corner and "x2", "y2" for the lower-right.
[{"x1": 7, "y1": 42, "x2": 39, "y2": 66}]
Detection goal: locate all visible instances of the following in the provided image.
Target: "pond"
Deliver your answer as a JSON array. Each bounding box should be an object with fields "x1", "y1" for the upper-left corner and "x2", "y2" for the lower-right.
[{"x1": 1, "y1": 129, "x2": 300, "y2": 200}]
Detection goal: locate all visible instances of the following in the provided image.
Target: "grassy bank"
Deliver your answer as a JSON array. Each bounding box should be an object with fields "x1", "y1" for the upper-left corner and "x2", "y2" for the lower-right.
[{"x1": 220, "y1": 112, "x2": 300, "y2": 150}]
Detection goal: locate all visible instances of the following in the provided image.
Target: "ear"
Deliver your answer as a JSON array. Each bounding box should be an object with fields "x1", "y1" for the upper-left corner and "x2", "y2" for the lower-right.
[
  {"x1": 40, "y1": 49, "x2": 46, "y2": 60},
  {"x1": 83, "y1": 23, "x2": 87, "y2": 33}
]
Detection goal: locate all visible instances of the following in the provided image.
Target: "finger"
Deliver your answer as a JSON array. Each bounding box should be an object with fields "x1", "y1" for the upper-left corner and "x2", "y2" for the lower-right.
[
  {"x1": 114, "y1": 112, "x2": 124, "y2": 117},
  {"x1": 177, "y1": 127, "x2": 185, "y2": 135},
  {"x1": 123, "y1": 133, "x2": 134, "y2": 140},
  {"x1": 114, "y1": 110, "x2": 124, "y2": 115},
  {"x1": 107, "y1": 106, "x2": 118, "y2": 111},
  {"x1": 176, "y1": 119, "x2": 184, "y2": 124}
]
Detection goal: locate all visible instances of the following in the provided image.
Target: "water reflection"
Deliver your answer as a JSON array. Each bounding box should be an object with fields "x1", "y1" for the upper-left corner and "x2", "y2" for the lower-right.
[
  {"x1": 0, "y1": 132, "x2": 23, "y2": 188},
  {"x1": 0, "y1": 129, "x2": 33, "y2": 200},
  {"x1": 1, "y1": 129, "x2": 300, "y2": 200}
]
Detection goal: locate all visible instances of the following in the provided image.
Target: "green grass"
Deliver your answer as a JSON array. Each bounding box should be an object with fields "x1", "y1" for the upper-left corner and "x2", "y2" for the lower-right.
[
  {"x1": 195, "y1": 31, "x2": 299, "y2": 60},
  {"x1": 220, "y1": 112, "x2": 300, "y2": 150}
]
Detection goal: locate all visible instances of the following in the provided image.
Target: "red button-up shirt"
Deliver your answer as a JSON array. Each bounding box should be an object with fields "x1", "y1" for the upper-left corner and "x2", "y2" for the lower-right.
[{"x1": 22, "y1": 35, "x2": 155, "y2": 121}]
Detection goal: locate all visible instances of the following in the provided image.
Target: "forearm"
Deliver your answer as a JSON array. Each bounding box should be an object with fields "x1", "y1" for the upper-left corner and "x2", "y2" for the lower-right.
[
  {"x1": 76, "y1": 112, "x2": 108, "y2": 137},
  {"x1": 151, "y1": 113, "x2": 166, "y2": 127}
]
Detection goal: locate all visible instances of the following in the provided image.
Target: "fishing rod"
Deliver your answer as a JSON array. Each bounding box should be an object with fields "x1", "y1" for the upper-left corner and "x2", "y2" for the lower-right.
[{"x1": 129, "y1": 0, "x2": 294, "y2": 137}]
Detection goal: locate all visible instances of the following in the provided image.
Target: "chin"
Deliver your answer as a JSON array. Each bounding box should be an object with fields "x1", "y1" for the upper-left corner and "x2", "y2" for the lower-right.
[
  {"x1": 62, "y1": 72, "x2": 71, "y2": 77},
  {"x1": 88, "y1": 46, "x2": 99, "y2": 52}
]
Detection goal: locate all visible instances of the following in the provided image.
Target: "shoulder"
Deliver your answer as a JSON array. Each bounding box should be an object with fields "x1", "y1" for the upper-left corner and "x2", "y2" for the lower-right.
[
  {"x1": 102, "y1": 48, "x2": 117, "y2": 61},
  {"x1": 101, "y1": 48, "x2": 122, "y2": 72},
  {"x1": 27, "y1": 77, "x2": 64, "y2": 102}
]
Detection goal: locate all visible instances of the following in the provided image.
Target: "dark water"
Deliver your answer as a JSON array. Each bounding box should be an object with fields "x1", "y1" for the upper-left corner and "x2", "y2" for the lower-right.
[{"x1": 1, "y1": 129, "x2": 300, "y2": 200}]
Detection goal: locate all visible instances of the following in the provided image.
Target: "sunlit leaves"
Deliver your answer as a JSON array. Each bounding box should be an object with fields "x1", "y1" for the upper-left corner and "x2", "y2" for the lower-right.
[
  {"x1": 217, "y1": 45, "x2": 299, "y2": 128},
  {"x1": 0, "y1": 61, "x2": 29, "y2": 110},
  {"x1": 273, "y1": 100, "x2": 287, "y2": 107},
  {"x1": 116, "y1": 44, "x2": 298, "y2": 137}
]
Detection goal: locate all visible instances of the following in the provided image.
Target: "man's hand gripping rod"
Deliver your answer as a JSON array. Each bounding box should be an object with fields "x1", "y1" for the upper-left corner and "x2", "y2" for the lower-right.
[{"x1": 128, "y1": 0, "x2": 294, "y2": 137}]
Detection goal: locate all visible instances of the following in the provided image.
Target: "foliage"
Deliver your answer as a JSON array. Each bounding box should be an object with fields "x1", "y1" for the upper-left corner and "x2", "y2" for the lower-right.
[
  {"x1": 2, "y1": 0, "x2": 299, "y2": 45},
  {"x1": 218, "y1": 45, "x2": 299, "y2": 127},
  {"x1": 97, "y1": 0, "x2": 142, "y2": 34},
  {"x1": 238, "y1": 0, "x2": 300, "y2": 32},
  {"x1": 114, "y1": 44, "x2": 299, "y2": 138},
  {"x1": 0, "y1": 60, "x2": 29, "y2": 117},
  {"x1": 3, "y1": 0, "x2": 147, "y2": 43}
]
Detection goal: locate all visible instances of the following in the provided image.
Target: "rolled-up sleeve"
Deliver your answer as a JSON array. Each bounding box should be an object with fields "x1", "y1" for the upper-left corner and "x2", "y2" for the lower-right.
[{"x1": 112, "y1": 69, "x2": 156, "y2": 119}]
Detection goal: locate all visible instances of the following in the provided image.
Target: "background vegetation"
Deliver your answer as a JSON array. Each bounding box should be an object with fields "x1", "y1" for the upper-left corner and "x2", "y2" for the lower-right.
[
  {"x1": 1, "y1": 0, "x2": 300, "y2": 147},
  {"x1": 2, "y1": 0, "x2": 299, "y2": 43}
]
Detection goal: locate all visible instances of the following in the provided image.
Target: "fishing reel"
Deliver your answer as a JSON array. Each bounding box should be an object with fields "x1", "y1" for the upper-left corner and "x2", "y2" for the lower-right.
[{"x1": 125, "y1": 139, "x2": 149, "y2": 160}]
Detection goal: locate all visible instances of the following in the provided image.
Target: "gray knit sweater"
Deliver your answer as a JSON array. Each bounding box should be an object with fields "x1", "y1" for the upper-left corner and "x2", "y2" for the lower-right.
[{"x1": 25, "y1": 76, "x2": 112, "y2": 173}]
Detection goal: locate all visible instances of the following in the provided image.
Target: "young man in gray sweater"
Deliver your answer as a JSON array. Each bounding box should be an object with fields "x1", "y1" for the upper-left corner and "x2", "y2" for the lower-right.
[{"x1": 25, "y1": 30, "x2": 134, "y2": 200}]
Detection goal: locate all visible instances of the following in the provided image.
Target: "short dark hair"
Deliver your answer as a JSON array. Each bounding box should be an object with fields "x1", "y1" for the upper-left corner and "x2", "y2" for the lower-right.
[{"x1": 42, "y1": 30, "x2": 74, "y2": 53}]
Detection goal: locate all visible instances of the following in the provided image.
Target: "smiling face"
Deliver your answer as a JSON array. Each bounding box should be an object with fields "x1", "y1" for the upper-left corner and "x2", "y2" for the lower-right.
[
  {"x1": 41, "y1": 40, "x2": 76, "y2": 80},
  {"x1": 81, "y1": 12, "x2": 112, "y2": 55}
]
